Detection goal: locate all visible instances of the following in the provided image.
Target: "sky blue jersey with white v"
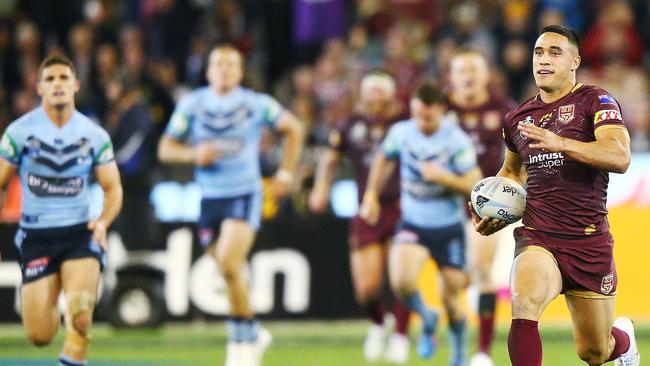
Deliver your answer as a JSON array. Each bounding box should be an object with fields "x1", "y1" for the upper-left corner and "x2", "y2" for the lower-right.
[
  {"x1": 382, "y1": 119, "x2": 477, "y2": 229},
  {"x1": 0, "y1": 107, "x2": 115, "y2": 229},
  {"x1": 164, "y1": 86, "x2": 284, "y2": 198}
]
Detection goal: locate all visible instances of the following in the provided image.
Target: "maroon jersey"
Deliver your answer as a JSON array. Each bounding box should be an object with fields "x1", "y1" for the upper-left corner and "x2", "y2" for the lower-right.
[
  {"x1": 329, "y1": 109, "x2": 403, "y2": 204},
  {"x1": 445, "y1": 94, "x2": 515, "y2": 177},
  {"x1": 503, "y1": 84, "x2": 627, "y2": 236}
]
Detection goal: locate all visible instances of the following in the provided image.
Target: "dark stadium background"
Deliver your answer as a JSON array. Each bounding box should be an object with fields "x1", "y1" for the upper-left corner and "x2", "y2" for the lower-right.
[{"x1": 0, "y1": 1, "x2": 648, "y2": 364}]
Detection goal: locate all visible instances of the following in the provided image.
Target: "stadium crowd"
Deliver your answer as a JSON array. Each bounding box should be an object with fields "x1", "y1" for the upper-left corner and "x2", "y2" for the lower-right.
[{"x1": 0, "y1": 0, "x2": 648, "y2": 217}]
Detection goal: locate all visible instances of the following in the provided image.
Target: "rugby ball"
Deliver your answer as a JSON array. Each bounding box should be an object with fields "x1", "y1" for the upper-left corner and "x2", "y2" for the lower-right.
[{"x1": 471, "y1": 176, "x2": 526, "y2": 224}]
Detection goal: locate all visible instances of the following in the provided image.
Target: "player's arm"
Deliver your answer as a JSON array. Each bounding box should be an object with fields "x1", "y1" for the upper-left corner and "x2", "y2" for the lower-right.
[
  {"x1": 157, "y1": 135, "x2": 220, "y2": 167},
  {"x1": 309, "y1": 147, "x2": 342, "y2": 213},
  {"x1": 271, "y1": 111, "x2": 306, "y2": 198},
  {"x1": 518, "y1": 123, "x2": 631, "y2": 173},
  {"x1": 359, "y1": 152, "x2": 396, "y2": 225},
  {"x1": 496, "y1": 148, "x2": 527, "y2": 186},
  {"x1": 90, "y1": 162, "x2": 123, "y2": 250},
  {"x1": 421, "y1": 165, "x2": 483, "y2": 196}
]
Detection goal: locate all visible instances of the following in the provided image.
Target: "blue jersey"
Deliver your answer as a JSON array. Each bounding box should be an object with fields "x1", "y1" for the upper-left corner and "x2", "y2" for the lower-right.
[
  {"x1": 382, "y1": 119, "x2": 477, "y2": 229},
  {"x1": 0, "y1": 107, "x2": 115, "y2": 229},
  {"x1": 164, "y1": 86, "x2": 284, "y2": 198}
]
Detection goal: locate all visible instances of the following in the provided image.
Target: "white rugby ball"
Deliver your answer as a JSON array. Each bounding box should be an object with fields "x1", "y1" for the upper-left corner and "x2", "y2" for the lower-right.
[{"x1": 470, "y1": 176, "x2": 526, "y2": 224}]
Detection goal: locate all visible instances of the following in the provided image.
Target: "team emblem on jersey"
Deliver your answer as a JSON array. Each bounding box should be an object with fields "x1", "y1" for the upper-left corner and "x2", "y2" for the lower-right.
[
  {"x1": 594, "y1": 109, "x2": 622, "y2": 124},
  {"x1": 462, "y1": 113, "x2": 479, "y2": 129},
  {"x1": 601, "y1": 273, "x2": 614, "y2": 295},
  {"x1": 445, "y1": 110, "x2": 459, "y2": 125},
  {"x1": 558, "y1": 104, "x2": 574, "y2": 123},
  {"x1": 483, "y1": 111, "x2": 501, "y2": 130},
  {"x1": 349, "y1": 121, "x2": 368, "y2": 145},
  {"x1": 370, "y1": 126, "x2": 384, "y2": 142},
  {"x1": 518, "y1": 116, "x2": 534, "y2": 138}
]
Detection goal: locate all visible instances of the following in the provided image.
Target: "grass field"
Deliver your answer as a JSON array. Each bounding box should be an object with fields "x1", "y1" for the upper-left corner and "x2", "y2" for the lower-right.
[{"x1": 1, "y1": 320, "x2": 648, "y2": 365}]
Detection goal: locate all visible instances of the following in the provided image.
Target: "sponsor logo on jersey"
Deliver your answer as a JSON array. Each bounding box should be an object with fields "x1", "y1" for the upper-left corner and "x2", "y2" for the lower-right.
[
  {"x1": 518, "y1": 116, "x2": 534, "y2": 138},
  {"x1": 27, "y1": 173, "x2": 84, "y2": 197},
  {"x1": 529, "y1": 152, "x2": 565, "y2": 168},
  {"x1": 213, "y1": 137, "x2": 245, "y2": 156},
  {"x1": 601, "y1": 273, "x2": 614, "y2": 295},
  {"x1": 558, "y1": 104, "x2": 575, "y2": 123},
  {"x1": 598, "y1": 95, "x2": 616, "y2": 105},
  {"x1": 25, "y1": 256, "x2": 50, "y2": 278},
  {"x1": 540, "y1": 110, "x2": 555, "y2": 128},
  {"x1": 594, "y1": 110, "x2": 622, "y2": 124}
]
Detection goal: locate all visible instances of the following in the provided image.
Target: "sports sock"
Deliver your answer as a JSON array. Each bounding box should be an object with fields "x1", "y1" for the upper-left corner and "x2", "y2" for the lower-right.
[
  {"x1": 393, "y1": 299, "x2": 410, "y2": 335},
  {"x1": 607, "y1": 326, "x2": 631, "y2": 361},
  {"x1": 402, "y1": 292, "x2": 428, "y2": 318},
  {"x1": 448, "y1": 318, "x2": 467, "y2": 365},
  {"x1": 508, "y1": 319, "x2": 542, "y2": 366},
  {"x1": 362, "y1": 300, "x2": 385, "y2": 325},
  {"x1": 59, "y1": 353, "x2": 87, "y2": 366},
  {"x1": 227, "y1": 317, "x2": 260, "y2": 343},
  {"x1": 478, "y1": 292, "x2": 496, "y2": 354}
]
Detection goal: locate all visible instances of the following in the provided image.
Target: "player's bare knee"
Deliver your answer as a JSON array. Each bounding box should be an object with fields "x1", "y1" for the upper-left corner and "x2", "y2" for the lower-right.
[
  {"x1": 26, "y1": 329, "x2": 55, "y2": 347},
  {"x1": 67, "y1": 291, "x2": 95, "y2": 336},
  {"x1": 219, "y1": 261, "x2": 243, "y2": 283},
  {"x1": 511, "y1": 291, "x2": 546, "y2": 319},
  {"x1": 355, "y1": 286, "x2": 380, "y2": 306}
]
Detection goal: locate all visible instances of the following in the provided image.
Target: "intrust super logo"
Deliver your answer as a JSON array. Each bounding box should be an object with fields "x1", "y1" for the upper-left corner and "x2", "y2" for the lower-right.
[{"x1": 529, "y1": 152, "x2": 565, "y2": 168}]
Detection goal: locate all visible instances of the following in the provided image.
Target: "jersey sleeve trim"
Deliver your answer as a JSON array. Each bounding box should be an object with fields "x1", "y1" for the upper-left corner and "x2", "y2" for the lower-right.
[
  {"x1": 94, "y1": 141, "x2": 115, "y2": 165},
  {"x1": 0, "y1": 132, "x2": 20, "y2": 164}
]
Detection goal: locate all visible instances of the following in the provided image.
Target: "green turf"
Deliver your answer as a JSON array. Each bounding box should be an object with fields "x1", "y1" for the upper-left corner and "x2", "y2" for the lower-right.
[{"x1": 1, "y1": 320, "x2": 648, "y2": 365}]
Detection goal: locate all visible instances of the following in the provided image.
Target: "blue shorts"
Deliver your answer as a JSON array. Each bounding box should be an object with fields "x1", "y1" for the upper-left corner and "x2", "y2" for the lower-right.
[
  {"x1": 393, "y1": 221, "x2": 466, "y2": 269},
  {"x1": 197, "y1": 191, "x2": 262, "y2": 247},
  {"x1": 14, "y1": 223, "x2": 105, "y2": 284}
]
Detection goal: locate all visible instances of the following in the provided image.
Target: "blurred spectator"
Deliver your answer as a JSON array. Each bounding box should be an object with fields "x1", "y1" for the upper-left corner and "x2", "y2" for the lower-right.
[
  {"x1": 68, "y1": 22, "x2": 96, "y2": 113},
  {"x1": 293, "y1": 0, "x2": 348, "y2": 64},
  {"x1": 501, "y1": 38, "x2": 532, "y2": 100},
  {"x1": 146, "y1": 0, "x2": 197, "y2": 78},
  {"x1": 582, "y1": 1, "x2": 644, "y2": 69},
  {"x1": 150, "y1": 58, "x2": 190, "y2": 102},
  {"x1": 184, "y1": 34, "x2": 209, "y2": 88},
  {"x1": 103, "y1": 74, "x2": 158, "y2": 249}
]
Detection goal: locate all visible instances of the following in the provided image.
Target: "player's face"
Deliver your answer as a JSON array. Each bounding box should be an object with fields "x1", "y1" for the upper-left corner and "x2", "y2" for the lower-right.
[
  {"x1": 411, "y1": 98, "x2": 445, "y2": 133},
  {"x1": 532, "y1": 32, "x2": 580, "y2": 92},
  {"x1": 207, "y1": 48, "x2": 244, "y2": 93},
  {"x1": 37, "y1": 64, "x2": 79, "y2": 109},
  {"x1": 449, "y1": 53, "x2": 489, "y2": 97},
  {"x1": 361, "y1": 86, "x2": 392, "y2": 115}
]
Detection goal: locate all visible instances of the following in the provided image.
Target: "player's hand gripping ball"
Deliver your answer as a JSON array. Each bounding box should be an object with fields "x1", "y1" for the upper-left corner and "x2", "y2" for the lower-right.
[{"x1": 471, "y1": 176, "x2": 526, "y2": 224}]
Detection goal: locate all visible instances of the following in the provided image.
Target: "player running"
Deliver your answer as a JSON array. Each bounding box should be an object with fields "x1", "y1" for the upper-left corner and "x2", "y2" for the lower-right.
[
  {"x1": 445, "y1": 47, "x2": 514, "y2": 366},
  {"x1": 472, "y1": 25, "x2": 639, "y2": 366},
  {"x1": 309, "y1": 71, "x2": 411, "y2": 364},
  {"x1": 157, "y1": 43, "x2": 304, "y2": 366},
  {"x1": 0, "y1": 55, "x2": 123, "y2": 366},
  {"x1": 361, "y1": 81, "x2": 482, "y2": 366}
]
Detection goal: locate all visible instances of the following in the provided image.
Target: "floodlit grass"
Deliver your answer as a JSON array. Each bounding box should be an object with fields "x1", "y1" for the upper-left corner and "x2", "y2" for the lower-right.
[{"x1": 1, "y1": 320, "x2": 648, "y2": 365}]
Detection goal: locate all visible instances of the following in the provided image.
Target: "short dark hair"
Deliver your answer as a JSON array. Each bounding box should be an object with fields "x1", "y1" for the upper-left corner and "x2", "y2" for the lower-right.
[
  {"x1": 38, "y1": 54, "x2": 76, "y2": 79},
  {"x1": 412, "y1": 80, "x2": 444, "y2": 105},
  {"x1": 540, "y1": 24, "x2": 580, "y2": 49},
  {"x1": 208, "y1": 42, "x2": 244, "y2": 65}
]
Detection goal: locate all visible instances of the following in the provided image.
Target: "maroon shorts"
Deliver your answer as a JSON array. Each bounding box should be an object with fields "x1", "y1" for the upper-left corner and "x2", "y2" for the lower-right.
[
  {"x1": 349, "y1": 201, "x2": 400, "y2": 250},
  {"x1": 513, "y1": 226, "x2": 617, "y2": 298}
]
